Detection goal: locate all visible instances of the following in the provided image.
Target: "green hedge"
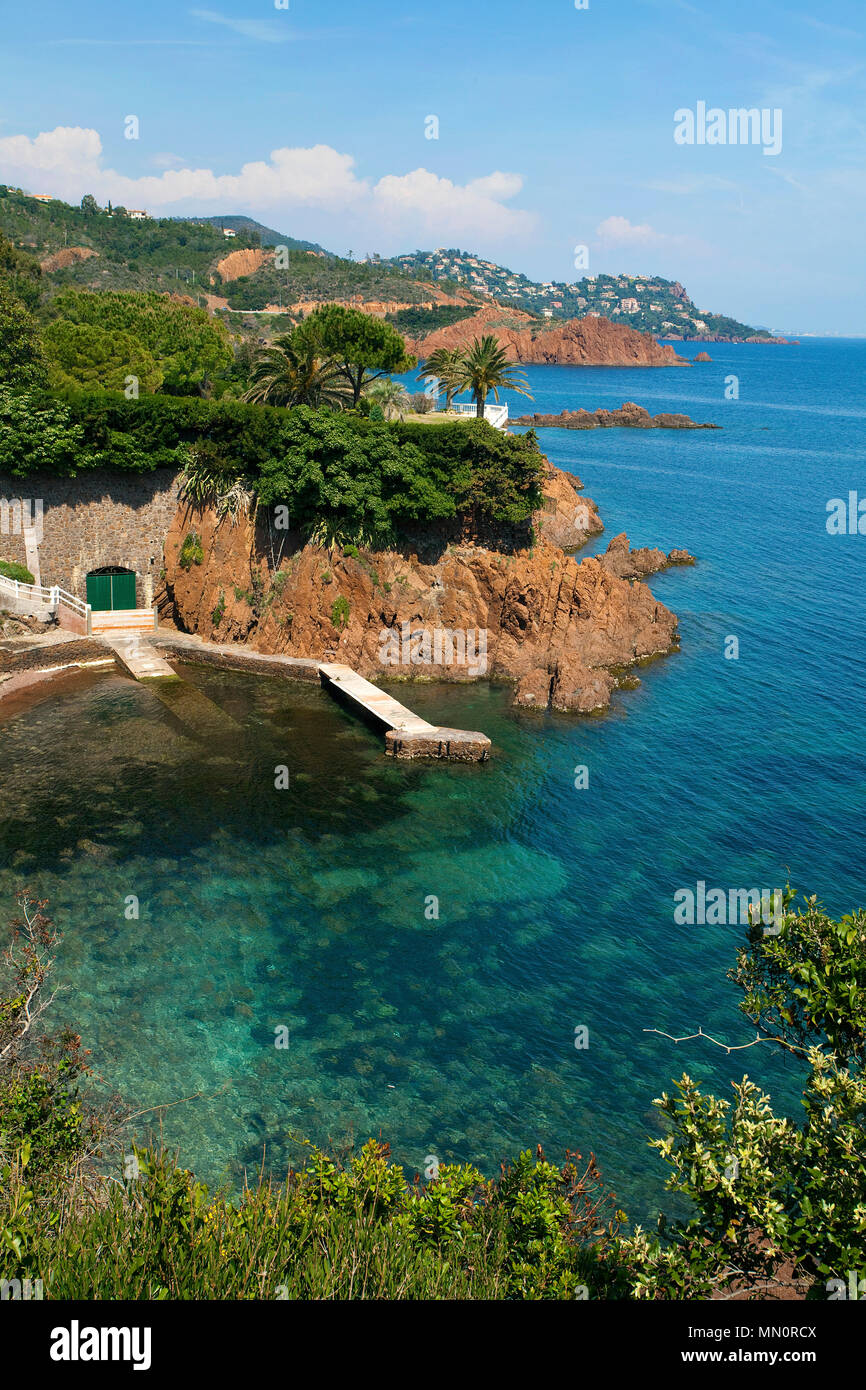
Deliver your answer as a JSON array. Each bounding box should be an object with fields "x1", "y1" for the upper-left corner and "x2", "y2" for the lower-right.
[{"x1": 0, "y1": 388, "x2": 545, "y2": 531}]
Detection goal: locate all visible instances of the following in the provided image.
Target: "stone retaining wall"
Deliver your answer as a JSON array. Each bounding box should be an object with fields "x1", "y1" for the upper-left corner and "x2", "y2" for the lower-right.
[{"x1": 0, "y1": 469, "x2": 182, "y2": 606}]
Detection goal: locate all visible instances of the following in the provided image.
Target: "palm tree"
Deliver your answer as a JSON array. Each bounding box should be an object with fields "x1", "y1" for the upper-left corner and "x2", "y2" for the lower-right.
[
  {"x1": 364, "y1": 376, "x2": 410, "y2": 420},
  {"x1": 459, "y1": 334, "x2": 533, "y2": 419},
  {"x1": 243, "y1": 334, "x2": 348, "y2": 409},
  {"x1": 417, "y1": 347, "x2": 465, "y2": 411}
]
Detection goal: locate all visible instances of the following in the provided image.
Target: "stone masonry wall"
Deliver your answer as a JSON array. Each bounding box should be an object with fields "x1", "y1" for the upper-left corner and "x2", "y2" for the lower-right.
[{"x1": 0, "y1": 469, "x2": 182, "y2": 606}]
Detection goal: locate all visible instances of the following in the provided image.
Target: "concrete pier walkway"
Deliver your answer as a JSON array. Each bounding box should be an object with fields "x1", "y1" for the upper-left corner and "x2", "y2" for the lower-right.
[
  {"x1": 156, "y1": 635, "x2": 490, "y2": 761},
  {"x1": 12, "y1": 627, "x2": 491, "y2": 762},
  {"x1": 318, "y1": 661, "x2": 490, "y2": 761},
  {"x1": 318, "y1": 663, "x2": 437, "y2": 735}
]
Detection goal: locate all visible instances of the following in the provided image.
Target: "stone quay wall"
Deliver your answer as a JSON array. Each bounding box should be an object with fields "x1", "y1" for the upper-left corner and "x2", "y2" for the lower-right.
[{"x1": 0, "y1": 469, "x2": 182, "y2": 606}]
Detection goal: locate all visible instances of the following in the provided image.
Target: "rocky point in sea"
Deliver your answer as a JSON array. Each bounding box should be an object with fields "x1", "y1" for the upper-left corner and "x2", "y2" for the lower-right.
[
  {"x1": 511, "y1": 401, "x2": 719, "y2": 430},
  {"x1": 160, "y1": 458, "x2": 695, "y2": 716}
]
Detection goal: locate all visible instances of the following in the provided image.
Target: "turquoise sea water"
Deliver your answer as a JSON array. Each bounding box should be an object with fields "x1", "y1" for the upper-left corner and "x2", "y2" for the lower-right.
[{"x1": 1, "y1": 340, "x2": 864, "y2": 1218}]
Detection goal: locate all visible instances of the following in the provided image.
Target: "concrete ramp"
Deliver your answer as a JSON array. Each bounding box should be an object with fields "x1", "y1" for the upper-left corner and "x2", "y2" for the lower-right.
[
  {"x1": 105, "y1": 634, "x2": 240, "y2": 743},
  {"x1": 148, "y1": 676, "x2": 242, "y2": 743},
  {"x1": 107, "y1": 636, "x2": 179, "y2": 683}
]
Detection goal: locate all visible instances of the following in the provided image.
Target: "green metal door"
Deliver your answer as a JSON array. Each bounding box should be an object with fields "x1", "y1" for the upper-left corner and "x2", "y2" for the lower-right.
[
  {"x1": 86, "y1": 573, "x2": 112, "y2": 610},
  {"x1": 86, "y1": 571, "x2": 137, "y2": 610},
  {"x1": 110, "y1": 572, "x2": 136, "y2": 610}
]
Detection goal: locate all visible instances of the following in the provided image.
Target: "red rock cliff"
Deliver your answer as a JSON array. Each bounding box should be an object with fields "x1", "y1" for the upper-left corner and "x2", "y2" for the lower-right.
[
  {"x1": 408, "y1": 306, "x2": 688, "y2": 367},
  {"x1": 161, "y1": 464, "x2": 688, "y2": 715}
]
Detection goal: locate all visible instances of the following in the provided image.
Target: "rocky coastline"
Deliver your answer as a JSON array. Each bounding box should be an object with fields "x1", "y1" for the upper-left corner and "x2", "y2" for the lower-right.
[
  {"x1": 161, "y1": 458, "x2": 694, "y2": 716},
  {"x1": 512, "y1": 401, "x2": 720, "y2": 430}
]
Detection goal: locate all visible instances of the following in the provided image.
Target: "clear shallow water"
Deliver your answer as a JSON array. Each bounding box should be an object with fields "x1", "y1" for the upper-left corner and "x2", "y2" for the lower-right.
[{"x1": 2, "y1": 340, "x2": 864, "y2": 1218}]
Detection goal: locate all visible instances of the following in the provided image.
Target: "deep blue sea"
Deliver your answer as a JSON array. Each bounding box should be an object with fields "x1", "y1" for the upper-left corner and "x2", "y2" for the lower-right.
[{"x1": 2, "y1": 339, "x2": 864, "y2": 1218}]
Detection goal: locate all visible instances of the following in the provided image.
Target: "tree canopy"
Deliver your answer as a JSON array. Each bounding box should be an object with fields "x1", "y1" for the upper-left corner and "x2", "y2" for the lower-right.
[
  {"x1": 243, "y1": 333, "x2": 348, "y2": 410},
  {"x1": 0, "y1": 232, "x2": 42, "y2": 312},
  {"x1": 43, "y1": 320, "x2": 162, "y2": 395},
  {"x1": 43, "y1": 288, "x2": 233, "y2": 395},
  {"x1": 0, "y1": 284, "x2": 46, "y2": 391},
  {"x1": 297, "y1": 304, "x2": 415, "y2": 406},
  {"x1": 255, "y1": 406, "x2": 453, "y2": 546}
]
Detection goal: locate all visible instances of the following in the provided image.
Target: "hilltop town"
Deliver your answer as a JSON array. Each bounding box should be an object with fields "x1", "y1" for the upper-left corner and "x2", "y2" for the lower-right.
[{"x1": 0, "y1": 188, "x2": 776, "y2": 346}]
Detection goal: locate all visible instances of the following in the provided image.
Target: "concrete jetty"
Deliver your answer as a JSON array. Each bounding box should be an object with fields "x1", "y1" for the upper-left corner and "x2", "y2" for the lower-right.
[
  {"x1": 318, "y1": 663, "x2": 437, "y2": 735},
  {"x1": 154, "y1": 635, "x2": 490, "y2": 761},
  {"x1": 318, "y1": 661, "x2": 490, "y2": 761}
]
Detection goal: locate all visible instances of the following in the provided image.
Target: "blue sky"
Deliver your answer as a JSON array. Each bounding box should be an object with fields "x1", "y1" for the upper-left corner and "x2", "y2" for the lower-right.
[{"x1": 1, "y1": 0, "x2": 864, "y2": 332}]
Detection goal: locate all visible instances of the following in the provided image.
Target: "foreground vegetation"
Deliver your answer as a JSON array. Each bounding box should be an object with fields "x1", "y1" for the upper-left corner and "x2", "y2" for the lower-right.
[{"x1": 1, "y1": 890, "x2": 863, "y2": 1299}]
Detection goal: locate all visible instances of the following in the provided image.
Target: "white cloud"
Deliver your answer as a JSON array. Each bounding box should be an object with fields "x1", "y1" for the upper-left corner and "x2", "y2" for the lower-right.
[
  {"x1": 190, "y1": 8, "x2": 298, "y2": 43},
  {"x1": 465, "y1": 171, "x2": 524, "y2": 201},
  {"x1": 372, "y1": 168, "x2": 534, "y2": 240},
  {"x1": 0, "y1": 126, "x2": 102, "y2": 178},
  {"x1": 596, "y1": 215, "x2": 658, "y2": 246},
  {"x1": 594, "y1": 215, "x2": 710, "y2": 257},
  {"x1": 149, "y1": 153, "x2": 187, "y2": 170},
  {"x1": 0, "y1": 126, "x2": 532, "y2": 244}
]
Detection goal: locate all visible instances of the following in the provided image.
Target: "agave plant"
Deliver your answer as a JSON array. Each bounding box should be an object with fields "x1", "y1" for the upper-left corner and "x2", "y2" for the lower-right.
[
  {"x1": 243, "y1": 333, "x2": 349, "y2": 409},
  {"x1": 216, "y1": 479, "x2": 255, "y2": 526},
  {"x1": 305, "y1": 517, "x2": 388, "y2": 554},
  {"x1": 180, "y1": 444, "x2": 255, "y2": 526},
  {"x1": 179, "y1": 442, "x2": 230, "y2": 506}
]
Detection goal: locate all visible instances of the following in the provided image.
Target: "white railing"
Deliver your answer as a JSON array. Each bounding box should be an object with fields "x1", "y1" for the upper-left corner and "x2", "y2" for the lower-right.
[
  {"x1": 0, "y1": 573, "x2": 90, "y2": 625},
  {"x1": 449, "y1": 401, "x2": 509, "y2": 429}
]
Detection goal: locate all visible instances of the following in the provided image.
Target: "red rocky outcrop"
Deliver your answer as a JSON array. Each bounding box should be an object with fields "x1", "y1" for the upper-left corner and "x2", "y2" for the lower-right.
[{"x1": 161, "y1": 465, "x2": 690, "y2": 716}]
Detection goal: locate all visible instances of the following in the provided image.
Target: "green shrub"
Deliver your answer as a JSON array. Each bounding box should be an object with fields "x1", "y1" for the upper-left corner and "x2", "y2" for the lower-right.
[
  {"x1": 331, "y1": 595, "x2": 350, "y2": 630},
  {"x1": 386, "y1": 305, "x2": 475, "y2": 336},
  {"x1": 0, "y1": 559, "x2": 35, "y2": 584},
  {"x1": 617, "y1": 891, "x2": 866, "y2": 1299},
  {"x1": 178, "y1": 532, "x2": 203, "y2": 570}
]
